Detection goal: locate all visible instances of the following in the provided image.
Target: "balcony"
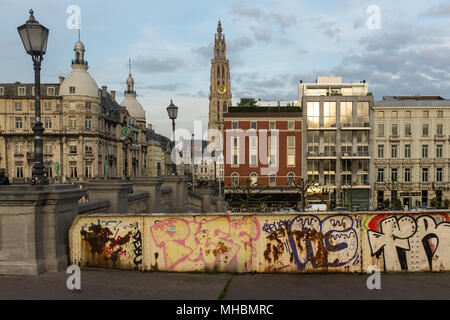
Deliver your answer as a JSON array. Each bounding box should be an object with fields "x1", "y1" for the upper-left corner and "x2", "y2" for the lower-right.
[
  {"x1": 435, "y1": 134, "x2": 446, "y2": 141},
  {"x1": 341, "y1": 152, "x2": 370, "y2": 159},
  {"x1": 307, "y1": 151, "x2": 337, "y2": 159},
  {"x1": 389, "y1": 135, "x2": 400, "y2": 142}
]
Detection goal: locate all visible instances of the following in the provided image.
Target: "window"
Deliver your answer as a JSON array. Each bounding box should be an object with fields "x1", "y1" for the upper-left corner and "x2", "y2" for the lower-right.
[
  {"x1": 18, "y1": 87, "x2": 26, "y2": 96},
  {"x1": 422, "y1": 168, "x2": 429, "y2": 182},
  {"x1": 422, "y1": 144, "x2": 428, "y2": 158},
  {"x1": 377, "y1": 168, "x2": 384, "y2": 182},
  {"x1": 391, "y1": 144, "x2": 397, "y2": 158},
  {"x1": 29, "y1": 101, "x2": 35, "y2": 112},
  {"x1": 324, "y1": 131, "x2": 336, "y2": 156},
  {"x1": 323, "y1": 102, "x2": 336, "y2": 127},
  {"x1": 269, "y1": 122, "x2": 276, "y2": 130},
  {"x1": 44, "y1": 143, "x2": 52, "y2": 155},
  {"x1": 391, "y1": 124, "x2": 398, "y2": 136},
  {"x1": 287, "y1": 173, "x2": 295, "y2": 185},
  {"x1": 47, "y1": 87, "x2": 55, "y2": 96},
  {"x1": 32, "y1": 87, "x2": 35, "y2": 96},
  {"x1": 308, "y1": 102, "x2": 320, "y2": 128},
  {"x1": 15, "y1": 117, "x2": 23, "y2": 129},
  {"x1": 0, "y1": 87, "x2": 4, "y2": 95},
  {"x1": 250, "y1": 173, "x2": 258, "y2": 185},
  {"x1": 405, "y1": 124, "x2": 411, "y2": 136},
  {"x1": 249, "y1": 136, "x2": 258, "y2": 166},
  {"x1": 69, "y1": 140, "x2": 77, "y2": 154},
  {"x1": 405, "y1": 144, "x2": 411, "y2": 158},
  {"x1": 85, "y1": 141, "x2": 93, "y2": 154},
  {"x1": 392, "y1": 111, "x2": 398, "y2": 118},
  {"x1": 250, "y1": 121, "x2": 257, "y2": 129},
  {"x1": 356, "y1": 102, "x2": 369, "y2": 127},
  {"x1": 85, "y1": 165, "x2": 92, "y2": 178},
  {"x1": 405, "y1": 168, "x2": 411, "y2": 182},
  {"x1": 231, "y1": 136, "x2": 239, "y2": 165},
  {"x1": 308, "y1": 160, "x2": 320, "y2": 183},
  {"x1": 437, "y1": 144, "x2": 443, "y2": 158},
  {"x1": 69, "y1": 117, "x2": 77, "y2": 129},
  {"x1": 378, "y1": 144, "x2": 384, "y2": 158},
  {"x1": 85, "y1": 117, "x2": 92, "y2": 130},
  {"x1": 16, "y1": 165, "x2": 24, "y2": 178},
  {"x1": 324, "y1": 160, "x2": 336, "y2": 185},
  {"x1": 437, "y1": 168, "x2": 443, "y2": 182},
  {"x1": 378, "y1": 111, "x2": 384, "y2": 118},
  {"x1": 44, "y1": 117, "x2": 52, "y2": 129},
  {"x1": 378, "y1": 123, "x2": 384, "y2": 137},
  {"x1": 269, "y1": 173, "x2": 276, "y2": 186},
  {"x1": 44, "y1": 102, "x2": 51, "y2": 112},
  {"x1": 231, "y1": 173, "x2": 239, "y2": 185},
  {"x1": 340, "y1": 102, "x2": 353, "y2": 127},
  {"x1": 269, "y1": 135, "x2": 277, "y2": 166},
  {"x1": 405, "y1": 111, "x2": 411, "y2": 118},
  {"x1": 308, "y1": 131, "x2": 320, "y2": 156},
  {"x1": 437, "y1": 124, "x2": 444, "y2": 136},
  {"x1": 288, "y1": 121, "x2": 295, "y2": 130},
  {"x1": 85, "y1": 101, "x2": 91, "y2": 108},
  {"x1": 70, "y1": 162, "x2": 78, "y2": 178},
  {"x1": 14, "y1": 102, "x2": 22, "y2": 112},
  {"x1": 69, "y1": 86, "x2": 75, "y2": 94},
  {"x1": 45, "y1": 166, "x2": 53, "y2": 178},
  {"x1": 423, "y1": 111, "x2": 429, "y2": 118},
  {"x1": 423, "y1": 124, "x2": 429, "y2": 136},
  {"x1": 438, "y1": 111, "x2": 444, "y2": 118},
  {"x1": 15, "y1": 143, "x2": 23, "y2": 155},
  {"x1": 391, "y1": 168, "x2": 398, "y2": 182},
  {"x1": 232, "y1": 121, "x2": 238, "y2": 129},
  {"x1": 287, "y1": 136, "x2": 295, "y2": 166}
]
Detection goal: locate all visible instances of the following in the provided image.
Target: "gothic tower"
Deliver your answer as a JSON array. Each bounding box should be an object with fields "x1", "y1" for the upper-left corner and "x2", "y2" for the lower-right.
[{"x1": 208, "y1": 21, "x2": 232, "y2": 133}]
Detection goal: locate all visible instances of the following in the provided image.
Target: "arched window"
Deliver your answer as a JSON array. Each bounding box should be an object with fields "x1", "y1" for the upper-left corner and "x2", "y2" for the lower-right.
[
  {"x1": 232, "y1": 173, "x2": 239, "y2": 186},
  {"x1": 217, "y1": 101, "x2": 220, "y2": 121},
  {"x1": 250, "y1": 172, "x2": 258, "y2": 185},
  {"x1": 217, "y1": 66, "x2": 220, "y2": 78},
  {"x1": 287, "y1": 173, "x2": 295, "y2": 185},
  {"x1": 223, "y1": 101, "x2": 227, "y2": 113},
  {"x1": 222, "y1": 65, "x2": 225, "y2": 79},
  {"x1": 269, "y1": 173, "x2": 276, "y2": 186}
]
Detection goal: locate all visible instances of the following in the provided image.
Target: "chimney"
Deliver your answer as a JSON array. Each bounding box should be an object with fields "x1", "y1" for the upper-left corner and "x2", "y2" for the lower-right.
[
  {"x1": 59, "y1": 76, "x2": 65, "y2": 85},
  {"x1": 111, "y1": 90, "x2": 116, "y2": 102},
  {"x1": 101, "y1": 85, "x2": 107, "y2": 98}
]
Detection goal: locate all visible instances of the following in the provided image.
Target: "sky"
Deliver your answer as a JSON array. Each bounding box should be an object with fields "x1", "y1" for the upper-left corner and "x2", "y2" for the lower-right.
[{"x1": 1, "y1": 0, "x2": 450, "y2": 137}]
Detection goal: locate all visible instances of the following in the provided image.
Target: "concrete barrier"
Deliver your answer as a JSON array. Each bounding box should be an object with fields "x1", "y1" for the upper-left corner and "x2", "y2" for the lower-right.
[{"x1": 69, "y1": 211, "x2": 450, "y2": 273}]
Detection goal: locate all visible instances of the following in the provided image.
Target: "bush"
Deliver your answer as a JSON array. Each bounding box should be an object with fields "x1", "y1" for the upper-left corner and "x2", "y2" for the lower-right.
[
  {"x1": 383, "y1": 199, "x2": 390, "y2": 208},
  {"x1": 430, "y1": 198, "x2": 438, "y2": 208},
  {"x1": 444, "y1": 199, "x2": 450, "y2": 209}
]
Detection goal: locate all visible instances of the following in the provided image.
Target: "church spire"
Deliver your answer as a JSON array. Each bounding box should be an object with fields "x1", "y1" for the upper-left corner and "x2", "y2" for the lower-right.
[
  {"x1": 125, "y1": 58, "x2": 136, "y2": 96},
  {"x1": 217, "y1": 20, "x2": 222, "y2": 34}
]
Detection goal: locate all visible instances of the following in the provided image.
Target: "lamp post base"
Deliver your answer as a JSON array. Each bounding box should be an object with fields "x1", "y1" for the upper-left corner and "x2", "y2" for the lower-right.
[{"x1": 31, "y1": 175, "x2": 49, "y2": 185}]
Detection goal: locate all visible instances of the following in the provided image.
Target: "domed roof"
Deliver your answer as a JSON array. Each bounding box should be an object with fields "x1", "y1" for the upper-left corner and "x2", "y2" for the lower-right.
[
  {"x1": 74, "y1": 40, "x2": 85, "y2": 51},
  {"x1": 121, "y1": 96, "x2": 146, "y2": 121},
  {"x1": 60, "y1": 67, "x2": 99, "y2": 98}
]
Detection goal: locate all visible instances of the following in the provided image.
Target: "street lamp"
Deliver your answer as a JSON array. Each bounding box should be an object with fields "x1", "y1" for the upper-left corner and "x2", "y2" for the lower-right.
[
  {"x1": 18, "y1": 9, "x2": 49, "y2": 185},
  {"x1": 167, "y1": 100, "x2": 178, "y2": 175}
]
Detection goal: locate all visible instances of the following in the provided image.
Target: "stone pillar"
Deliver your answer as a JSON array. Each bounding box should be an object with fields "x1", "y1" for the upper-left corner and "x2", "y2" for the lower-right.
[
  {"x1": 0, "y1": 184, "x2": 86, "y2": 275},
  {"x1": 85, "y1": 179, "x2": 132, "y2": 213},
  {"x1": 161, "y1": 176, "x2": 189, "y2": 213},
  {"x1": 129, "y1": 177, "x2": 163, "y2": 213}
]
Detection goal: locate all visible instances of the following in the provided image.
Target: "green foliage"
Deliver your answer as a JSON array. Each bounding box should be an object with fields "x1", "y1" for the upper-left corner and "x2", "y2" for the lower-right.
[
  {"x1": 444, "y1": 199, "x2": 450, "y2": 209},
  {"x1": 383, "y1": 198, "x2": 391, "y2": 208},
  {"x1": 237, "y1": 97, "x2": 258, "y2": 107},
  {"x1": 430, "y1": 198, "x2": 438, "y2": 208},
  {"x1": 393, "y1": 198, "x2": 402, "y2": 207}
]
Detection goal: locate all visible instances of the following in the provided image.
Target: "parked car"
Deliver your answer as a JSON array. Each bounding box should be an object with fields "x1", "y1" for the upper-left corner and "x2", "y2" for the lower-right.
[
  {"x1": 278, "y1": 207, "x2": 297, "y2": 213},
  {"x1": 305, "y1": 204, "x2": 327, "y2": 212},
  {"x1": 383, "y1": 206, "x2": 404, "y2": 211},
  {"x1": 332, "y1": 207, "x2": 348, "y2": 211},
  {"x1": 410, "y1": 206, "x2": 436, "y2": 211}
]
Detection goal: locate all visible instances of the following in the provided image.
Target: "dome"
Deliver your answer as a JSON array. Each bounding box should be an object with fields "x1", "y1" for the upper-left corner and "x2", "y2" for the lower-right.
[
  {"x1": 121, "y1": 96, "x2": 146, "y2": 121},
  {"x1": 74, "y1": 40, "x2": 85, "y2": 51},
  {"x1": 60, "y1": 68, "x2": 99, "y2": 98}
]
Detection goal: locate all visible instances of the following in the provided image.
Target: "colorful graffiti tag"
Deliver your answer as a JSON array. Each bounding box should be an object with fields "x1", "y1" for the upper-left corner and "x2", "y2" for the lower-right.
[
  {"x1": 367, "y1": 214, "x2": 450, "y2": 271},
  {"x1": 149, "y1": 216, "x2": 261, "y2": 272},
  {"x1": 262, "y1": 215, "x2": 360, "y2": 271}
]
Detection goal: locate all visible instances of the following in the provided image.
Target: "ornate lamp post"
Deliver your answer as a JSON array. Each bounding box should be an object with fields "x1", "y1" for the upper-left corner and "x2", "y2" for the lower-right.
[
  {"x1": 17, "y1": 9, "x2": 49, "y2": 185},
  {"x1": 166, "y1": 100, "x2": 178, "y2": 175}
]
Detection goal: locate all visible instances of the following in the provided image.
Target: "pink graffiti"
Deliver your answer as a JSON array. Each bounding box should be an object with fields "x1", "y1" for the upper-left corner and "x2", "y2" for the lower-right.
[{"x1": 150, "y1": 216, "x2": 261, "y2": 271}]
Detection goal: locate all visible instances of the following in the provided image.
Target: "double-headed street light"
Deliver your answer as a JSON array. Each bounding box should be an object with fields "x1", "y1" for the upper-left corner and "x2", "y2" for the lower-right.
[
  {"x1": 167, "y1": 100, "x2": 178, "y2": 175},
  {"x1": 18, "y1": 9, "x2": 49, "y2": 185}
]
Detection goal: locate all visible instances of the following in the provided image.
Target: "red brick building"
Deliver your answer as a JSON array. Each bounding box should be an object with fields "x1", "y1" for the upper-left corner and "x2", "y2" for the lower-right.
[{"x1": 223, "y1": 106, "x2": 302, "y2": 211}]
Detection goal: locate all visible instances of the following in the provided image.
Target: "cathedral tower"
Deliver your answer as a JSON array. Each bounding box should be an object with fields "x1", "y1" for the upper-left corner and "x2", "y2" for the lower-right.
[{"x1": 208, "y1": 21, "x2": 232, "y2": 132}]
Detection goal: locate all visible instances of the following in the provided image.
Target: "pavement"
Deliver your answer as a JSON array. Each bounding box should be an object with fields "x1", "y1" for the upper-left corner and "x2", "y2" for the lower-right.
[{"x1": 0, "y1": 269, "x2": 449, "y2": 300}]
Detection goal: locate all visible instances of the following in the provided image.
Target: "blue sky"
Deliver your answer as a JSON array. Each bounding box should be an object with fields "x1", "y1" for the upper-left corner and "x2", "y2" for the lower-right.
[{"x1": 2, "y1": 0, "x2": 450, "y2": 137}]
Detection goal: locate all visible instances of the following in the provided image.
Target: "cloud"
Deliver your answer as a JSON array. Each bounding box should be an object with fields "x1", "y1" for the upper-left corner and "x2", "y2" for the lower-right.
[
  {"x1": 177, "y1": 90, "x2": 209, "y2": 98},
  {"x1": 134, "y1": 57, "x2": 185, "y2": 73},
  {"x1": 422, "y1": 3, "x2": 450, "y2": 17},
  {"x1": 140, "y1": 84, "x2": 182, "y2": 91}
]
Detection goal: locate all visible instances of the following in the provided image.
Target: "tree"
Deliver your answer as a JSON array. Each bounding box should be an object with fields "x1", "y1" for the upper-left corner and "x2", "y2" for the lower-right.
[
  {"x1": 237, "y1": 97, "x2": 258, "y2": 107},
  {"x1": 342, "y1": 178, "x2": 359, "y2": 211},
  {"x1": 224, "y1": 179, "x2": 269, "y2": 212},
  {"x1": 287, "y1": 178, "x2": 316, "y2": 212}
]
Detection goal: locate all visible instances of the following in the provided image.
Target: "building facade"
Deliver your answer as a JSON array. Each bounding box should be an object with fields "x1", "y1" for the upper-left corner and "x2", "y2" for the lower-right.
[
  {"x1": 0, "y1": 40, "x2": 148, "y2": 183},
  {"x1": 223, "y1": 106, "x2": 303, "y2": 211},
  {"x1": 300, "y1": 77, "x2": 374, "y2": 210},
  {"x1": 373, "y1": 96, "x2": 450, "y2": 209}
]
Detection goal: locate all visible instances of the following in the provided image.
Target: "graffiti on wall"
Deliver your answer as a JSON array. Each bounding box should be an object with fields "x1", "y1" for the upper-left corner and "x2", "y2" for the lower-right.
[
  {"x1": 149, "y1": 216, "x2": 261, "y2": 272},
  {"x1": 262, "y1": 215, "x2": 360, "y2": 271},
  {"x1": 367, "y1": 214, "x2": 450, "y2": 271},
  {"x1": 80, "y1": 219, "x2": 142, "y2": 270}
]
